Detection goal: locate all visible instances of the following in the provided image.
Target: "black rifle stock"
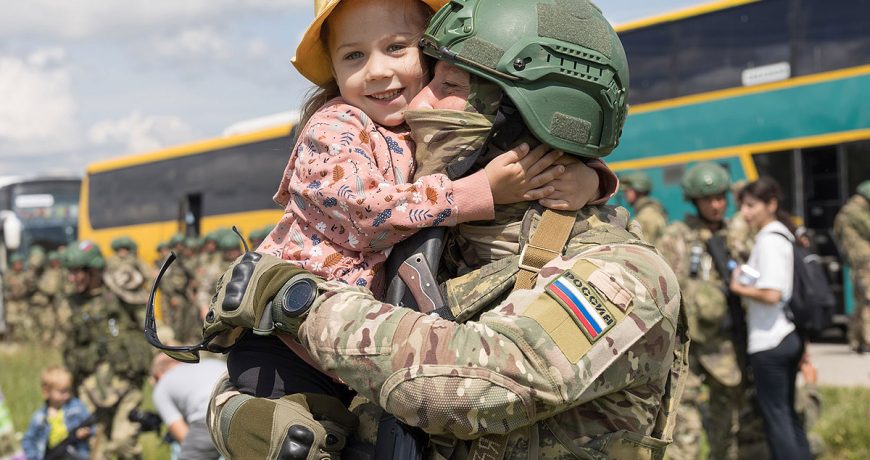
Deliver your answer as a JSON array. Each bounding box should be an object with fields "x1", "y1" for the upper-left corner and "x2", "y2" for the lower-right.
[{"x1": 376, "y1": 227, "x2": 448, "y2": 459}]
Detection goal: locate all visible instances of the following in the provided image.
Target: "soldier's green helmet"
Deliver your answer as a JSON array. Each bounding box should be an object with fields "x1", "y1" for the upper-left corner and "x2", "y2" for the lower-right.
[
  {"x1": 620, "y1": 171, "x2": 652, "y2": 193},
  {"x1": 216, "y1": 233, "x2": 241, "y2": 252},
  {"x1": 185, "y1": 236, "x2": 202, "y2": 249},
  {"x1": 110, "y1": 236, "x2": 137, "y2": 253},
  {"x1": 48, "y1": 251, "x2": 61, "y2": 262},
  {"x1": 9, "y1": 253, "x2": 24, "y2": 264},
  {"x1": 420, "y1": 0, "x2": 629, "y2": 158},
  {"x1": 168, "y1": 233, "x2": 186, "y2": 248},
  {"x1": 681, "y1": 162, "x2": 731, "y2": 199},
  {"x1": 63, "y1": 241, "x2": 106, "y2": 270},
  {"x1": 857, "y1": 180, "x2": 870, "y2": 201},
  {"x1": 157, "y1": 241, "x2": 168, "y2": 251}
]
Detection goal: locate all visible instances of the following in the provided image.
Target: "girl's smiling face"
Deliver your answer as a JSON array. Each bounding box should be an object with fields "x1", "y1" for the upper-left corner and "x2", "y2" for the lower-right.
[{"x1": 327, "y1": 0, "x2": 430, "y2": 127}]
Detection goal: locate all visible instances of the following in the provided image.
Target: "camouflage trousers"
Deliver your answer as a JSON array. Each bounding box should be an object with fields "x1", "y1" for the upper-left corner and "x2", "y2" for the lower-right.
[
  {"x1": 31, "y1": 296, "x2": 61, "y2": 344},
  {"x1": 79, "y1": 364, "x2": 143, "y2": 460},
  {"x1": 5, "y1": 300, "x2": 36, "y2": 342},
  {"x1": 848, "y1": 270, "x2": 870, "y2": 350},
  {"x1": 706, "y1": 375, "x2": 769, "y2": 460},
  {"x1": 669, "y1": 368, "x2": 703, "y2": 460},
  {"x1": 163, "y1": 295, "x2": 202, "y2": 343}
]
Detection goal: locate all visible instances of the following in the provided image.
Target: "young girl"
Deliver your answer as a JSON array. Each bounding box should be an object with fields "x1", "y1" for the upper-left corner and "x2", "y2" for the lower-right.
[
  {"x1": 256, "y1": 0, "x2": 590, "y2": 296},
  {"x1": 730, "y1": 177, "x2": 811, "y2": 460}
]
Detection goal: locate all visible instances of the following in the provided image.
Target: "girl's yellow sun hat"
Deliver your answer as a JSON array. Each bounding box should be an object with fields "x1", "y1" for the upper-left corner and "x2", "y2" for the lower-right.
[{"x1": 292, "y1": 0, "x2": 449, "y2": 86}]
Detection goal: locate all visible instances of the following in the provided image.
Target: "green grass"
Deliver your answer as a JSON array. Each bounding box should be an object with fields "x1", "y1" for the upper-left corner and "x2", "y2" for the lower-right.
[
  {"x1": 3, "y1": 342, "x2": 870, "y2": 459},
  {"x1": 816, "y1": 387, "x2": 870, "y2": 460},
  {"x1": 0, "y1": 342, "x2": 169, "y2": 459}
]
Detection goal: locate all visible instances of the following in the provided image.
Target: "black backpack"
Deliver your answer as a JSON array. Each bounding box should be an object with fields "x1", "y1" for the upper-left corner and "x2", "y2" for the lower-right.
[{"x1": 774, "y1": 232, "x2": 836, "y2": 335}]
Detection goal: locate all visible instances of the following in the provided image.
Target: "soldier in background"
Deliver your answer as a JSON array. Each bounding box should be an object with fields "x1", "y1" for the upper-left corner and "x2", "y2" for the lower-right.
[
  {"x1": 154, "y1": 241, "x2": 170, "y2": 270},
  {"x1": 194, "y1": 232, "x2": 240, "y2": 319},
  {"x1": 620, "y1": 171, "x2": 667, "y2": 245},
  {"x1": 161, "y1": 234, "x2": 198, "y2": 342},
  {"x1": 61, "y1": 241, "x2": 152, "y2": 459},
  {"x1": 834, "y1": 180, "x2": 870, "y2": 354},
  {"x1": 2, "y1": 253, "x2": 33, "y2": 342},
  {"x1": 659, "y1": 162, "x2": 766, "y2": 460},
  {"x1": 105, "y1": 236, "x2": 151, "y2": 327},
  {"x1": 248, "y1": 224, "x2": 274, "y2": 250},
  {"x1": 31, "y1": 250, "x2": 65, "y2": 344}
]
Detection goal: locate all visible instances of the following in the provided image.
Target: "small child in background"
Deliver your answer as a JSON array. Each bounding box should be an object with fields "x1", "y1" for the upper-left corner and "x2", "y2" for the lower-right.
[{"x1": 22, "y1": 367, "x2": 91, "y2": 460}]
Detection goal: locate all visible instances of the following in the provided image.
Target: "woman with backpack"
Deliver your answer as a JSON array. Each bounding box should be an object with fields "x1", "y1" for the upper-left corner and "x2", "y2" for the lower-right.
[{"x1": 730, "y1": 176, "x2": 812, "y2": 460}]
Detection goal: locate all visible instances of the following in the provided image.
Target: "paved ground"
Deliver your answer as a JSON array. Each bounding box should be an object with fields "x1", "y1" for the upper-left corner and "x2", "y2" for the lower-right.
[{"x1": 808, "y1": 342, "x2": 870, "y2": 387}]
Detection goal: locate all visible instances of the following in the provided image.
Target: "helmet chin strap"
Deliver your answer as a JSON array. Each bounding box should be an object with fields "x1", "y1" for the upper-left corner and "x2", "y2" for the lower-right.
[{"x1": 445, "y1": 98, "x2": 526, "y2": 180}]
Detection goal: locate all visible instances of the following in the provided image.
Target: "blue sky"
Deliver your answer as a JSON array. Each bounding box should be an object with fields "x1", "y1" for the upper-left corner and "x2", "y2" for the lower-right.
[{"x1": 0, "y1": 0, "x2": 709, "y2": 175}]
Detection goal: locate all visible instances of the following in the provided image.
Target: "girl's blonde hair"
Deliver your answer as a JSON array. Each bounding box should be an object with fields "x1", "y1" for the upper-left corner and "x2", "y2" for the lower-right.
[{"x1": 297, "y1": 0, "x2": 435, "y2": 130}]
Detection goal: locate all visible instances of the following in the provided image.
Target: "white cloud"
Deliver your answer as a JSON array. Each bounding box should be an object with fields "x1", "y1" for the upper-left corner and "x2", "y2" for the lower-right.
[
  {"x1": 0, "y1": 0, "x2": 309, "y2": 39},
  {"x1": 88, "y1": 111, "x2": 197, "y2": 155},
  {"x1": 0, "y1": 48, "x2": 80, "y2": 155},
  {"x1": 153, "y1": 28, "x2": 230, "y2": 61}
]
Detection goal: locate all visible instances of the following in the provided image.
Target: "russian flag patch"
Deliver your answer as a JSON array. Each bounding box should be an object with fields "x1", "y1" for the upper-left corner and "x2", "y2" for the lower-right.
[{"x1": 546, "y1": 270, "x2": 616, "y2": 342}]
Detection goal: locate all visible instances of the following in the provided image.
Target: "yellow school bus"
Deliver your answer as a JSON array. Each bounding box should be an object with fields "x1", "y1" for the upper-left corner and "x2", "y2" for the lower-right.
[{"x1": 78, "y1": 123, "x2": 297, "y2": 265}]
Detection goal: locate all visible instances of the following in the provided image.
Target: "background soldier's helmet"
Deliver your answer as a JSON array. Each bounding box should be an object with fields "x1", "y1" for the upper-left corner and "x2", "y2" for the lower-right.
[
  {"x1": 168, "y1": 233, "x2": 186, "y2": 248},
  {"x1": 620, "y1": 171, "x2": 652, "y2": 193},
  {"x1": 27, "y1": 245, "x2": 46, "y2": 268},
  {"x1": 48, "y1": 251, "x2": 61, "y2": 262},
  {"x1": 681, "y1": 162, "x2": 731, "y2": 199},
  {"x1": 9, "y1": 253, "x2": 24, "y2": 264},
  {"x1": 185, "y1": 236, "x2": 202, "y2": 250},
  {"x1": 63, "y1": 241, "x2": 106, "y2": 270},
  {"x1": 216, "y1": 233, "x2": 241, "y2": 252},
  {"x1": 110, "y1": 236, "x2": 138, "y2": 253},
  {"x1": 857, "y1": 180, "x2": 870, "y2": 201},
  {"x1": 419, "y1": 0, "x2": 629, "y2": 158},
  {"x1": 156, "y1": 241, "x2": 168, "y2": 251}
]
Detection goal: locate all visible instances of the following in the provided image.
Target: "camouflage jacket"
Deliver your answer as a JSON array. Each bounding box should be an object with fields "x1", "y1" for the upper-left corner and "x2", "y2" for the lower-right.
[
  {"x1": 2, "y1": 270, "x2": 33, "y2": 301},
  {"x1": 31, "y1": 267, "x2": 63, "y2": 307},
  {"x1": 657, "y1": 215, "x2": 749, "y2": 386},
  {"x1": 834, "y1": 194, "x2": 870, "y2": 270},
  {"x1": 633, "y1": 196, "x2": 667, "y2": 247},
  {"x1": 62, "y1": 286, "x2": 152, "y2": 386},
  {"x1": 299, "y1": 206, "x2": 687, "y2": 459}
]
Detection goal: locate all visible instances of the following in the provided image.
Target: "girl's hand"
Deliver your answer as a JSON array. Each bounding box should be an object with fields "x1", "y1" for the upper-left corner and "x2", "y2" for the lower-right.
[
  {"x1": 484, "y1": 143, "x2": 565, "y2": 204},
  {"x1": 538, "y1": 156, "x2": 600, "y2": 211}
]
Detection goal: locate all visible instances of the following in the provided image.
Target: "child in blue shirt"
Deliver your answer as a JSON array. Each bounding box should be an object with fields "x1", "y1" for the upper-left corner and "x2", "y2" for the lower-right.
[{"x1": 22, "y1": 367, "x2": 91, "y2": 460}]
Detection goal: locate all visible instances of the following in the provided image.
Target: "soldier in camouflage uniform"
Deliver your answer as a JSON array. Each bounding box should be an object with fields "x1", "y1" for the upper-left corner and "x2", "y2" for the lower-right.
[
  {"x1": 105, "y1": 236, "x2": 151, "y2": 328},
  {"x1": 62, "y1": 241, "x2": 152, "y2": 459},
  {"x1": 620, "y1": 171, "x2": 668, "y2": 246},
  {"x1": 3, "y1": 253, "x2": 34, "y2": 342},
  {"x1": 31, "y1": 251, "x2": 65, "y2": 344},
  {"x1": 658, "y1": 162, "x2": 767, "y2": 460},
  {"x1": 194, "y1": 232, "x2": 241, "y2": 319},
  {"x1": 161, "y1": 234, "x2": 199, "y2": 342},
  {"x1": 249, "y1": 224, "x2": 274, "y2": 251},
  {"x1": 833, "y1": 180, "x2": 870, "y2": 354},
  {"x1": 201, "y1": 1, "x2": 688, "y2": 458}
]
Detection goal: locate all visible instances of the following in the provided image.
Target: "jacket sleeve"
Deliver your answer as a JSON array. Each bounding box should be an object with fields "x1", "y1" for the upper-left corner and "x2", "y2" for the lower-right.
[
  {"x1": 21, "y1": 411, "x2": 42, "y2": 460},
  {"x1": 299, "y1": 244, "x2": 680, "y2": 439}
]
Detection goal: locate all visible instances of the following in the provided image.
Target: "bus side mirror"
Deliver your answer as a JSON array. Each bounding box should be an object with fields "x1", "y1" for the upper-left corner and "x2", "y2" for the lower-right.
[{"x1": 1, "y1": 211, "x2": 22, "y2": 251}]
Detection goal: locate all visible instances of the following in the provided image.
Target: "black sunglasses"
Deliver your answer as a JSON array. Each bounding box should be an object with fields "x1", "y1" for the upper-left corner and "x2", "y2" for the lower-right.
[{"x1": 144, "y1": 227, "x2": 250, "y2": 363}]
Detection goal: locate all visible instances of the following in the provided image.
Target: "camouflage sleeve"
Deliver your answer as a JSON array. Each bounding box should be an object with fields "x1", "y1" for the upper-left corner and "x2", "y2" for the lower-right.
[
  {"x1": 657, "y1": 222, "x2": 691, "y2": 280},
  {"x1": 635, "y1": 206, "x2": 666, "y2": 246},
  {"x1": 835, "y1": 209, "x2": 870, "y2": 269},
  {"x1": 298, "y1": 244, "x2": 680, "y2": 439}
]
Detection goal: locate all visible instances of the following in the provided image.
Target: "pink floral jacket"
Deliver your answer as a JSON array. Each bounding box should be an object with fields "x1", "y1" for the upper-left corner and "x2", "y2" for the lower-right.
[{"x1": 258, "y1": 98, "x2": 494, "y2": 295}]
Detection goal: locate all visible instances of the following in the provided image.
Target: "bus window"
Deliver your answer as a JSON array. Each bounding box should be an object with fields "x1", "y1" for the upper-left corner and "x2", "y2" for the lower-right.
[
  {"x1": 621, "y1": 25, "x2": 674, "y2": 104},
  {"x1": 794, "y1": 0, "x2": 870, "y2": 77},
  {"x1": 674, "y1": 0, "x2": 790, "y2": 97}
]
